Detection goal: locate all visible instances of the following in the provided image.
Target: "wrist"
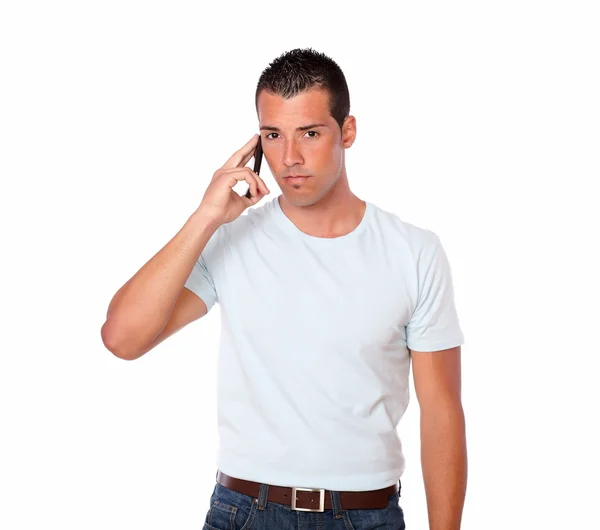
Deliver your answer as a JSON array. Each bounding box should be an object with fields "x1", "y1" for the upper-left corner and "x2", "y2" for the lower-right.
[{"x1": 189, "y1": 207, "x2": 222, "y2": 231}]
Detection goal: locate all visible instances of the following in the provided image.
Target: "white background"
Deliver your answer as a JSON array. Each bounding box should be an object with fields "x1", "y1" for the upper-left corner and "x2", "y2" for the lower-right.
[{"x1": 1, "y1": 1, "x2": 598, "y2": 529}]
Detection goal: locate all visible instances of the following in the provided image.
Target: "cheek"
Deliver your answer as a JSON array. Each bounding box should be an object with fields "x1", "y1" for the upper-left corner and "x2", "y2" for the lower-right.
[
  {"x1": 318, "y1": 144, "x2": 342, "y2": 170},
  {"x1": 312, "y1": 141, "x2": 339, "y2": 162}
]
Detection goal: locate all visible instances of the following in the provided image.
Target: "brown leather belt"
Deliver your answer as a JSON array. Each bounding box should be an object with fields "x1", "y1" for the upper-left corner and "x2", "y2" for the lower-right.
[{"x1": 216, "y1": 470, "x2": 398, "y2": 512}]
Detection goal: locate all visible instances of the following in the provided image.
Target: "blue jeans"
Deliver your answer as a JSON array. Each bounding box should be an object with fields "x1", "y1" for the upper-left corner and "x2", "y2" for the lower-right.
[{"x1": 202, "y1": 478, "x2": 405, "y2": 530}]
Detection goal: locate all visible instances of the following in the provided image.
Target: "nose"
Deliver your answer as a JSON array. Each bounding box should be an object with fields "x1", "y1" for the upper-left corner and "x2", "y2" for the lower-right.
[{"x1": 282, "y1": 140, "x2": 304, "y2": 167}]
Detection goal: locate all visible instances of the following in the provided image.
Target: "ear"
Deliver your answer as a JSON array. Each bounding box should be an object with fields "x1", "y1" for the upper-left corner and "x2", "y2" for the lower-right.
[{"x1": 341, "y1": 115, "x2": 357, "y2": 148}]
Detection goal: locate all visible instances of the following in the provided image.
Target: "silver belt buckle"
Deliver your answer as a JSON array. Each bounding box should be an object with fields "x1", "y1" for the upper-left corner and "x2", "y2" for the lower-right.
[{"x1": 291, "y1": 487, "x2": 325, "y2": 512}]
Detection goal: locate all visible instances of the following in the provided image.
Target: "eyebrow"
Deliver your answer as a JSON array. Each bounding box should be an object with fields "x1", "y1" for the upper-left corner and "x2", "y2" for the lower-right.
[{"x1": 259, "y1": 123, "x2": 328, "y2": 132}]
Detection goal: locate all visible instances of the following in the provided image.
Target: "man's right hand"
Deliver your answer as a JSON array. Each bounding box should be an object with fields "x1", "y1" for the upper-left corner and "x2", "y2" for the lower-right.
[{"x1": 196, "y1": 134, "x2": 270, "y2": 226}]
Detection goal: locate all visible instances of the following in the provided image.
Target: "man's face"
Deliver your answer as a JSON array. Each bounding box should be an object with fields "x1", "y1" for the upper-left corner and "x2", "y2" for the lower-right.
[{"x1": 257, "y1": 88, "x2": 355, "y2": 207}]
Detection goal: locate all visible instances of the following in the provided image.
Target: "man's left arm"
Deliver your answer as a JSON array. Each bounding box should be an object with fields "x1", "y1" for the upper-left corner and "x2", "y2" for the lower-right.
[{"x1": 410, "y1": 345, "x2": 467, "y2": 530}]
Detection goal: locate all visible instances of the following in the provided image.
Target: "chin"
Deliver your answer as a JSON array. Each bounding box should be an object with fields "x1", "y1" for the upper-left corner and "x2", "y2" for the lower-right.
[{"x1": 283, "y1": 192, "x2": 323, "y2": 209}]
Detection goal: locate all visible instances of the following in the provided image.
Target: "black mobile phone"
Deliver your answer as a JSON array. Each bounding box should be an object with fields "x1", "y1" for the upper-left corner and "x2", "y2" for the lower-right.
[{"x1": 245, "y1": 136, "x2": 263, "y2": 199}]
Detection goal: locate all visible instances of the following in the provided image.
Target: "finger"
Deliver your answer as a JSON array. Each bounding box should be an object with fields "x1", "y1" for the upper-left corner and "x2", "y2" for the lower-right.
[
  {"x1": 221, "y1": 134, "x2": 259, "y2": 170},
  {"x1": 254, "y1": 173, "x2": 270, "y2": 195},
  {"x1": 224, "y1": 168, "x2": 259, "y2": 197},
  {"x1": 243, "y1": 183, "x2": 268, "y2": 206},
  {"x1": 240, "y1": 142, "x2": 260, "y2": 169},
  {"x1": 221, "y1": 168, "x2": 270, "y2": 195}
]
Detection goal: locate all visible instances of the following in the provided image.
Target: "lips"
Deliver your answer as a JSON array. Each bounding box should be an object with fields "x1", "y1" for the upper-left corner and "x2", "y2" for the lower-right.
[{"x1": 284, "y1": 175, "x2": 311, "y2": 185}]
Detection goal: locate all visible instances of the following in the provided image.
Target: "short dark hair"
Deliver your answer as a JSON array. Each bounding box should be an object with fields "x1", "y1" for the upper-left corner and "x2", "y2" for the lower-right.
[{"x1": 255, "y1": 48, "x2": 350, "y2": 132}]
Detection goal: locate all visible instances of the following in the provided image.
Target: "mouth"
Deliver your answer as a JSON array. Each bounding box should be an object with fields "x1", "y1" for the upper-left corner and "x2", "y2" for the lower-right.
[
  {"x1": 285, "y1": 174, "x2": 311, "y2": 178},
  {"x1": 284, "y1": 175, "x2": 311, "y2": 185}
]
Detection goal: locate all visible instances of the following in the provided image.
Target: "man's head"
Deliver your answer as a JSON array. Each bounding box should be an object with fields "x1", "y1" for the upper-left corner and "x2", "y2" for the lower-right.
[{"x1": 255, "y1": 48, "x2": 357, "y2": 208}]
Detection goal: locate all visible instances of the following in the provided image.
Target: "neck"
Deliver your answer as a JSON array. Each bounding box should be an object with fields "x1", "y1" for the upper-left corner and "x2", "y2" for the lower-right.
[{"x1": 278, "y1": 173, "x2": 366, "y2": 238}]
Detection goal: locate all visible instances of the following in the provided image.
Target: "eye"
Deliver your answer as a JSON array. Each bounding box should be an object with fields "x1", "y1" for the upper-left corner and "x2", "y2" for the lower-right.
[{"x1": 265, "y1": 131, "x2": 319, "y2": 140}]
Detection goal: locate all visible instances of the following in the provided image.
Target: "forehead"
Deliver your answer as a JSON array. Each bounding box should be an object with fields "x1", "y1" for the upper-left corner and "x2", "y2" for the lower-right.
[{"x1": 257, "y1": 88, "x2": 333, "y2": 126}]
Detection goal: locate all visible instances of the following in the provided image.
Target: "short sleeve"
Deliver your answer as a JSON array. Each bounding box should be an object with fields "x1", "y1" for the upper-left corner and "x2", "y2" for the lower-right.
[
  {"x1": 183, "y1": 225, "x2": 224, "y2": 312},
  {"x1": 406, "y1": 233, "x2": 465, "y2": 352}
]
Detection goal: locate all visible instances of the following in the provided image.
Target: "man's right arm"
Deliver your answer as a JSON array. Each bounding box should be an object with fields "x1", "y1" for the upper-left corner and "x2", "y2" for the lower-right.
[
  {"x1": 100, "y1": 210, "x2": 219, "y2": 361},
  {"x1": 101, "y1": 134, "x2": 270, "y2": 361}
]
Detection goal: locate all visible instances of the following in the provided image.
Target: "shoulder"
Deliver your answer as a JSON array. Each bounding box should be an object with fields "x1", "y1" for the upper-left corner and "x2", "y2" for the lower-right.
[
  {"x1": 367, "y1": 201, "x2": 440, "y2": 255},
  {"x1": 221, "y1": 197, "x2": 278, "y2": 241},
  {"x1": 197, "y1": 198, "x2": 277, "y2": 262}
]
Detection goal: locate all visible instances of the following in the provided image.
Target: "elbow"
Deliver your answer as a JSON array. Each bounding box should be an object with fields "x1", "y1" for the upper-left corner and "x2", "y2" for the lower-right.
[{"x1": 101, "y1": 320, "x2": 141, "y2": 361}]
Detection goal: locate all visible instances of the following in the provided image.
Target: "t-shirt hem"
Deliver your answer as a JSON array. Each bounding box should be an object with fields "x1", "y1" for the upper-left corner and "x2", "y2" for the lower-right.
[
  {"x1": 216, "y1": 454, "x2": 404, "y2": 491},
  {"x1": 183, "y1": 281, "x2": 216, "y2": 310},
  {"x1": 407, "y1": 337, "x2": 465, "y2": 352}
]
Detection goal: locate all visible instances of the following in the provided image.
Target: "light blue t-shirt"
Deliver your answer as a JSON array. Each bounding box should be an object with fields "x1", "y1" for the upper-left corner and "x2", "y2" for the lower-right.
[{"x1": 184, "y1": 195, "x2": 464, "y2": 491}]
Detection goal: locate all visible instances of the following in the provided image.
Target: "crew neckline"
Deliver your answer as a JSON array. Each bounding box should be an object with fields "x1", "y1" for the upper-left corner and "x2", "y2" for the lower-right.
[{"x1": 271, "y1": 194, "x2": 372, "y2": 246}]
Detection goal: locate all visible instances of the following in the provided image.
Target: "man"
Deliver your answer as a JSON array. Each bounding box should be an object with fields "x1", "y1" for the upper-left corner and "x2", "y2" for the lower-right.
[{"x1": 101, "y1": 48, "x2": 467, "y2": 530}]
